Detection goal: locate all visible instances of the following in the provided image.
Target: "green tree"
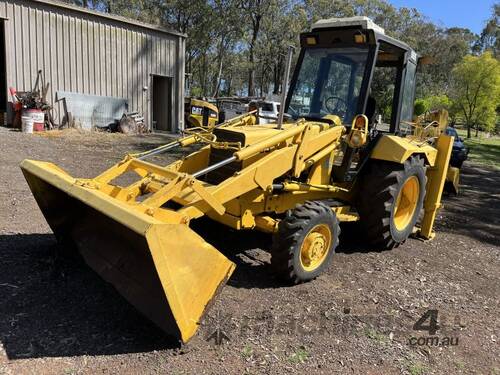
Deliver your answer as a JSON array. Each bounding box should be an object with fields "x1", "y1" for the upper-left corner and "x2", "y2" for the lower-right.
[
  {"x1": 450, "y1": 52, "x2": 500, "y2": 138},
  {"x1": 476, "y1": 3, "x2": 500, "y2": 57},
  {"x1": 59, "y1": 0, "x2": 482, "y2": 103},
  {"x1": 256, "y1": 0, "x2": 306, "y2": 96},
  {"x1": 242, "y1": 0, "x2": 272, "y2": 96},
  {"x1": 424, "y1": 95, "x2": 452, "y2": 111},
  {"x1": 414, "y1": 99, "x2": 428, "y2": 117},
  {"x1": 210, "y1": 0, "x2": 245, "y2": 96}
]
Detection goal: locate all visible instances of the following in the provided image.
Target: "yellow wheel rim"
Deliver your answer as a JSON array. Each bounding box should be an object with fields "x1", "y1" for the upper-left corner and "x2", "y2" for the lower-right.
[
  {"x1": 300, "y1": 224, "x2": 332, "y2": 271},
  {"x1": 393, "y1": 175, "x2": 420, "y2": 231}
]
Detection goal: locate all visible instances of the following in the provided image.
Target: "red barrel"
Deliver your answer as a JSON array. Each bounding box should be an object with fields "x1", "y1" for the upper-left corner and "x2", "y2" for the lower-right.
[{"x1": 23, "y1": 109, "x2": 44, "y2": 131}]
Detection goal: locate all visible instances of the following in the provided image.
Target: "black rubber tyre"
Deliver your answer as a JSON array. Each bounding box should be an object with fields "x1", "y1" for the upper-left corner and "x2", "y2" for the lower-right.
[
  {"x1": 450, "y1": 159, "x2": 464, "y2": 169},
  {"x1": 271, "y1": 201, "x2": 340, "y2": 284},
  {"x1": 357, "y1": 156, "x2": 426, "y2": 249}
]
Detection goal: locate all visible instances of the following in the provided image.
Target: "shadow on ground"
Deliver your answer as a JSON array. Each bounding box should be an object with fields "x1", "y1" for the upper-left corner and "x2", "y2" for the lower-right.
[
  {"x1": 0, "y1": 221, "x2": 378, "y2": 361},
  {"x1": 0, "y1": 234, "x2": 178, "y2": 360},
  {"x1": 438, "y1": 163, "x2": 500, "y2": 247},
  {"x1": 189, "y1": 217, "x2": 377, "y2": 290},
  {"x1": 2, "y1": 163, "x2": 496, "y2": 360},
  {"x1": 189, "y1": 218, "x2": 280, "y2": 289}
]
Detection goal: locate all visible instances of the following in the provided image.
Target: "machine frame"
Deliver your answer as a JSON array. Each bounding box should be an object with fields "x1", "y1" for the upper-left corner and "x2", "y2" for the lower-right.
[{"x1": 20, "y1": 17, "x2": 454, "y2": 343}]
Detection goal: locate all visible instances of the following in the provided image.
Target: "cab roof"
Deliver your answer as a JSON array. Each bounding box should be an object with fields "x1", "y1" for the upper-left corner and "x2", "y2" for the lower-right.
[
  {"x1": 312, "y1": 16, "x2": 385, "y2": 34},
  {"x1": 307, "y1": 16, "x2": 417, "y2": 64}
]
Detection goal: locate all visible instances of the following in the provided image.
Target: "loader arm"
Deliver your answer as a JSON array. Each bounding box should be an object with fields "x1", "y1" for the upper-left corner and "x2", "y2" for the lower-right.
[{"x1": 19, "y1": 118, "x2": 344, "y2": 343}]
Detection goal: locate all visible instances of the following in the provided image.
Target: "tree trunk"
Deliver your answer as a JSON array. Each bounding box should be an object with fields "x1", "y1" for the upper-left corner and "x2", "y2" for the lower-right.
[
  {"x1": 212, "y1": 54, "x2": 224, "y2": 97},
  {"x1": 248, "y1": 13, "x2": 261, "y2": 97},
  {"x1": 248, "y1": 51, "x2": 255, "y2": 96},
  {"x1": 273, "y1": 63, "x2": 279, "y2": 94},
  {"x1": 201, "y1": 53, "x2": 209, "y2": 95},
  {"x1": 248, "y1": 33, "x2": 256, "y2": 96},
  {"x1": 466, "y1": 123, "x2": 471, "y2": 139},
  {"x1": 273, "y1": 58, "x2": 283, "y2": 95},
  {"x1": 475, "y1": 123, "x2": 479, "y2": 137},
  {"x1": 212, "y1": 36, "x2": 228, "y2": 97},
  {"x1": 259, "y1": 65, "x2": 266, "y2": 97},
  {"x1": 226, "y1": 75, "x2": 232, "y2": 96}
]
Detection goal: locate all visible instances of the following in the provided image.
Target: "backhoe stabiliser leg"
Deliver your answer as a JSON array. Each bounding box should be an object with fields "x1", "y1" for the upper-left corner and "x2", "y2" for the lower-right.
[{"x1": 419, "y1": 134, "x2": 454, "y2": 239}]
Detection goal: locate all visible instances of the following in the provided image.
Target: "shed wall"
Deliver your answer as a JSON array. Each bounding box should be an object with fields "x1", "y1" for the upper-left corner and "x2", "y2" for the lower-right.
[{"x1": 0, "y1": 0, "x2": 185, "y2": 131}]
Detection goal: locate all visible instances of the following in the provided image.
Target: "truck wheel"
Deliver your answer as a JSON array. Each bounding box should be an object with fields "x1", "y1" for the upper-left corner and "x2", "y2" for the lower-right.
[
  {"x1": 358, "y1": 157, "x2": 426, "y2": 249},
  {"x1": 271, "y1": 201, "x2": 340, "y2": 284}
]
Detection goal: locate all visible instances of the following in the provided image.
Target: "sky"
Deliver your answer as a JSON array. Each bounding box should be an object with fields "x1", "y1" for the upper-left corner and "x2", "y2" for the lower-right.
[{"x1": 388, "y1": 0, "x2": 496, "y2": 34}]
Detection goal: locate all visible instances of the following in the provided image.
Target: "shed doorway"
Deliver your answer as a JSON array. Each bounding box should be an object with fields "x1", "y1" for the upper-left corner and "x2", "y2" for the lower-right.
[
  {"x1": 152, "y1": 75, "x2": 173, "y2": 132},
  {"x1": 0, "y1": 18, "x2": 7, "y2": 114}
]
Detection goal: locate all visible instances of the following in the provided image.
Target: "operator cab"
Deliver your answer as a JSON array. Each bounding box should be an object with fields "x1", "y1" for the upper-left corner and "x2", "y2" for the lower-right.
[{"x1": 285, "y1": 16, "x2": 418, "y2": 134}]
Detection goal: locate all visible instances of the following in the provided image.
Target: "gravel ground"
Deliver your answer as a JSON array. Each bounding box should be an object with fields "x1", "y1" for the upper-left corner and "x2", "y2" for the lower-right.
[{"x1": 0, "y1": 127, "x2": 498, "y2": 375}]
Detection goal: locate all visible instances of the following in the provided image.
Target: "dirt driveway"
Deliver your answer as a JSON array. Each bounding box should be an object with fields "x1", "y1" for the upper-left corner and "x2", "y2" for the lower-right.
[{"x1": 0, "y1": 127, "x2": 498, "y2": 375}]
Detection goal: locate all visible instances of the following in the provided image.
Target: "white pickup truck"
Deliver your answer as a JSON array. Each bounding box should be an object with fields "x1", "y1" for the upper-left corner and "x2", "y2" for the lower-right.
[{"x1": 248, "y1": 100, "x2": 281, "y2": 124}]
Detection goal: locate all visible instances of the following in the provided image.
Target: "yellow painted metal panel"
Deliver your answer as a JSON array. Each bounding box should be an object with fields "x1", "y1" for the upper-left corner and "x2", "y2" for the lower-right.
[
  {"x1": 20, "y1": 159, "x2": 235, "y2": 343},
  {"x1": 21, "y1": 159, "x2": 158, "y2": 234},
  {"x1": 445, "y1": 166, "x2": 460, "y2": 194},
  {"x1": 146, "y1": 225, "x2": 235, "y2": 342},
  {"x1": 419, "y1": 134, "x2": 454, "y2": 239},
  {"x1": 371, "y1": 135, "x2": 438, "y2": 166}
]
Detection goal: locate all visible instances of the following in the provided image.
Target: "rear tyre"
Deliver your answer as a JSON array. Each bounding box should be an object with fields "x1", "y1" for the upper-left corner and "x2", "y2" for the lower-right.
[
  {"x1": 271, "y1": 201, "x2": 340, "y2": 284},
  {"x1": 357, "y1": 156, "x2": 426, "y2": 249}
]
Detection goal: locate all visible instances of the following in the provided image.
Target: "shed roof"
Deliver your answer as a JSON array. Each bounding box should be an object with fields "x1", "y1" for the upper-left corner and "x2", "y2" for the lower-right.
[{"x1": 29, "y1": 0, "x2": 187, "y2": 38}]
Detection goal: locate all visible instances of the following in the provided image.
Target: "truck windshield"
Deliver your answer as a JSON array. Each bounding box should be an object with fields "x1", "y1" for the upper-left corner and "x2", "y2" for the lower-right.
[{"x1": 286, "y1": 47, "x2": 369, "y2": 124}]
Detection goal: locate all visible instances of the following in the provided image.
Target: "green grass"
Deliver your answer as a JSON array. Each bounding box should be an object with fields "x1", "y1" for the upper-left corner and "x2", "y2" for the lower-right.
[
  {"x1": 364, "y1": 327, "x2": 388, "y2": 344},
  {"x1": 288, "y1": 346, "x2": 309, "y2": 364},
  {"x1": 405, "y1": 361, "x2": 428, "y2": 375},
  {"x1": 241, "y1": 344, "x2": 253, "y2": 358},
  {"x1": 455, "y1": 361, "x2": 466, "y2": 370},
  {"x1": 455, "y1": 128, "x2": 500, "y2": 169}
]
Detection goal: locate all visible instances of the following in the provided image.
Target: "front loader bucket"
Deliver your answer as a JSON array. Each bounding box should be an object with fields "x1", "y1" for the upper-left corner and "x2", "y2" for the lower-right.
[{"x1": 20, "y1": 160, "x2": 235, "y2": 343}]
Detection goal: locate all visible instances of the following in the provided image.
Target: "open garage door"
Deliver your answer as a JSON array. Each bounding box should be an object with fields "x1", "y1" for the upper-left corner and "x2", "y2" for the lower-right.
[
  {"x1": 152, "y1": 75, "x2": 173, "y2": 132},
  {"x1": 0, "y1": 18, "x2": 6, "y2": 114}
]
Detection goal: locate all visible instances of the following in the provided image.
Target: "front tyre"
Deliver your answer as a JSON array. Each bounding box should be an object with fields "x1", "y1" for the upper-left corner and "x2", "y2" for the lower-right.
[{"x1": 271, "y1": 201, "x2": 340, "y2": 284}]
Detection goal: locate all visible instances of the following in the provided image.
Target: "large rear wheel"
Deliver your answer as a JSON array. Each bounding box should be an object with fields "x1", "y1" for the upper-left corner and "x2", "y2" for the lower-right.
[
  {"x1": 357, "y1": 157, "x2": 426, "y2": 249},
  {"x1": 271, "y1": 201, "x2": 340, "y2": 284}
]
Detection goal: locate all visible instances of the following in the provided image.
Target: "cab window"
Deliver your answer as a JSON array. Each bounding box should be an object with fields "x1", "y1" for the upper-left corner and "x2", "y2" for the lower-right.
[{"x1": 400, "y1": 61, "x2": 417, "y2": 124}]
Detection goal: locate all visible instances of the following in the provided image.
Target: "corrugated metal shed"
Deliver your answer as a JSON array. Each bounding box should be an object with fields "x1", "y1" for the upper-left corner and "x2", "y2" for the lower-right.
[{"x1": 0, "y1": 0, "x2": 186, "y2": 132}]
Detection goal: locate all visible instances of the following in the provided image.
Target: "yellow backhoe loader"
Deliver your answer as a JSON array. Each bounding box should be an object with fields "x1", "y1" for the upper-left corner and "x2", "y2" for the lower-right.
[
  {"x1": 185, "y1": 98, "x2": 219, "y2": 128},
  {"x1": 21, "y1": 17, "x2": 454, "y2": 343}
]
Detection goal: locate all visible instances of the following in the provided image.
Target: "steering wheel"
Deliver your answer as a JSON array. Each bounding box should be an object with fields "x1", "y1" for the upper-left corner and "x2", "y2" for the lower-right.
[{"x1": 324, "y1": 96, "x2": 348, "y2": 118}]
